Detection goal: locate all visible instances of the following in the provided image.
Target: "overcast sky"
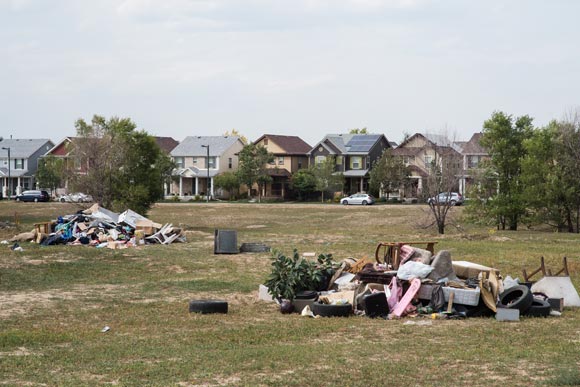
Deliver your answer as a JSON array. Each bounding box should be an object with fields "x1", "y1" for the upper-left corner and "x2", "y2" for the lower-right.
[{"x1": 1, "y1": 0, "x2": 579, "y2": 146}]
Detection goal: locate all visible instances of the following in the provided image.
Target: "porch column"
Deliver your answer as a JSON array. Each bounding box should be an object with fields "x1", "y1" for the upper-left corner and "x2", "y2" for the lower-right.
[
  {"x1": 210, "y1": 177, "x2": 214, "y2": 197},
  {"x1": 195, "y1": 177, "x2": 199, "y2": 195},
  {"x1": 418, "y1": 178, "x2": 423, "y2": 194},
  {"x1": 360, "y1": 177, "x2": 363, "y2": 193},
  {"x1": 179, "y1": 177, "x2": 183, "y2": 196},
  {"x1": 17, "y1": 177, "x2": 22, "y2": 194}
]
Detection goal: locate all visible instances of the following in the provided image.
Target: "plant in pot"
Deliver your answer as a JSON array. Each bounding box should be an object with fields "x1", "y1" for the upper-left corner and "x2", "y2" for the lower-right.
[{"x1": 264, "y1": 249, "x2": 337, "y2": 313}]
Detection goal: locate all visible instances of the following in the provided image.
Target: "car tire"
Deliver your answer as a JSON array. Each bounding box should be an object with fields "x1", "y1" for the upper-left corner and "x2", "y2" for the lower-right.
[
  {"x1": 342, "y1": 201, "x2": 348, "y2": 205},
  {"x1": 34, "y1": 198, "x2": 39, "y2": 202},
  {"x1": 188, "y1": 300, "x2": 228, "y2": 314},
  {"x1": 362, "y1": 200, "x2": 368, "y2": 205},
  {"x1": 16, "y1": 197, "x2": 20, "y2": 202},
  {"x1": 311, "y1": 302, "x2": 352, "y2": 317},
  {"x1": 524, "y1": 298, "x2": 551, "y2": 317},
  {"x1": 60, "y1": 198, "x2": 65, "y2": 202},
  {"x1": 450, "y1": 200, "x2": 456, "y2": 206},
  {"x1": 498, "y1": 285, "x2": 533, "y2": 313}
]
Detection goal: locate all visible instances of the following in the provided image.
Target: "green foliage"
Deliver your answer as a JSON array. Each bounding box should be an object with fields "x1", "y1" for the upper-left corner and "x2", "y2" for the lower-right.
[
  {"x1": 369, "y1": 149, "x2": 409, "y2": 200},
  {"x1": 478, "y1": 111, "x2": 534, "y2": 230},
  {"x1": 349, "y1": 127, "x2": 368, "y2": 134},
  {"x1": 291, "y1": 168, "x2": 317, "y2": 200},
  {"x1": 36, "y1": 155, "x2": 64, "y2": 195},
  {"x1": 312, "y1": 156, "x2": 344, "y2": 202},
  {"x1": 264, "y1": 249, "x2": 337, "y2": 301},
  {"x1": 236, "y1": 143, "x2": 274, "y2": 202},
  {"x1": 213, "y1": 171, "x2": 240, "y2": 199},
  {"x1": 71, "y1": 114, "x2": 173, "y2": 215}
]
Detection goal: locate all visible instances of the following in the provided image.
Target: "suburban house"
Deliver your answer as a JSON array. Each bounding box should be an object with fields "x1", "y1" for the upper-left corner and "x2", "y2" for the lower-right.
[
  {"x1": 0, "y1": 138, "x2": 54, "y2": 198},
  {"x1": 392, "y1": 133, "x2": 463, "y2": 198},
  {"x1": 170, "y1": 136, "x2": 245, "y2": 199},
  {"x1": 456, "y1": 132, "x2": 489, "y2": 196},
  {"x1": 308, "y1": 133, "x2": 392, "y2": 194},
  {"x1": 154, "y1": 136, "x2": 179, "y2": 154},
  {"x1": 253, "y1": 134, "x2": 311, "y2": 199}
]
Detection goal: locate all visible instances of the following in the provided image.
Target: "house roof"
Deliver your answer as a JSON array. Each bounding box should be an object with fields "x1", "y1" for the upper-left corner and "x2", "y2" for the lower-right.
[
  {"x1": 397, "y1": 133, "x2": 462, "y2": 153},
  {"x1": 343, "y1": 169, "x2": 369, "y2": 177},
  {"x1": 254, "y1": 134, "x2": 311, "y2": 154},
  {"x1": 0, "y1": 138, "x2": 54, "y2": 158},
  {"x1": 309, "y1": 133, "x2": 389, "y2": 155},
  {"x1": 174, "y1": 167, "x2": 220, "y2": 178},
  {"x1": 459, "y1": 132, "x2": 487, "y2": 154},
  {"x1": 154, "y1": 137, "x2": 179, "y2": 154},
  {"x1": 171, "y1": 136, "x2": 242, "y2": 157}
]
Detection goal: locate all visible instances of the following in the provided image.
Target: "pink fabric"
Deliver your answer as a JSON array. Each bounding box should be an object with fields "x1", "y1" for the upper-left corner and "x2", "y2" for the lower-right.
[{"x1": 387, "y1": 278, "x2": 402, "y2": 311}]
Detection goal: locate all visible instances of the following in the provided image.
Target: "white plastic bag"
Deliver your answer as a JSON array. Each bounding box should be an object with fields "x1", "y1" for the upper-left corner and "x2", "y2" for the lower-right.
[{"x1": 396, "y1": 261, "x2": 434, "y2": 280}]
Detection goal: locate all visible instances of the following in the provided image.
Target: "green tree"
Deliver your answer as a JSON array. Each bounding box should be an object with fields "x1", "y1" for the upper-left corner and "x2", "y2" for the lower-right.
[
  {"x1": 368, "y1": 149, "x2": 408, "y2": 200},
  {"x1": 71, "y1": 115, "x2": 172, "y2": 215},
  {"x1": 349, "y1": 127, "x2": 368, "y2": 134},
  {"x1": 236, "y1": 143, "x2": 274, "y2": 203},
  {"x1": 312, "y1": 156, "x2": 344, "y2": 202},
  {"x1": 291, "y1": 169, "x2": 317, "y2": 201},
  {"x1": 36, "y1": 155, "x2": 64, "y2": 196},
  {"x1": 480, "y1": 111, "x2": 534, "y2": 230},
  {"x1": 214, "y1": 171, "x2": 240, "y2": 200}
]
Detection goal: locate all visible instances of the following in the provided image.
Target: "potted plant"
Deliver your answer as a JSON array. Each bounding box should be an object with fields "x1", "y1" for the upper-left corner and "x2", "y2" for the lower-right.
[{"x1": 264, "y1": 249, "x2": 337, "y2": 311}]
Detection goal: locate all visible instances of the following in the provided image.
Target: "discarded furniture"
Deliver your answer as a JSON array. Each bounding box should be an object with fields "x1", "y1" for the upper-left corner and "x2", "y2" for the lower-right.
[
  {"x1": 522, "y1": 256, "x2": 569, "y2": 282},
  {"x1": 375, "y1": 241, "x2": 437, "y2": 269},
  {"x1": 33, "y1": 222, "x2": 52, "y2": 235},
  {"x1": 523, "y1": 256, "x2": 580, "y2": 307},
  {"x1": 213, "y1": 229, "x2": 238, "y2": 254}
]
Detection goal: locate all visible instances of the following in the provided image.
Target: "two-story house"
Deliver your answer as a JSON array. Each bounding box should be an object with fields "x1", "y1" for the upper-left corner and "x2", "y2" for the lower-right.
[
  {"x1": 253, "y1": 134, "x2": 311, "y2": 199},
  {"x1": 456, "y1": 132, "x2": 489, "y2": 196},
  {"x1": 0, "y1": 138, "x2": 54, "y2": 198},
  {"x1": 308, "y1": 133, "x2": 392, "y2": 194},
  {"x1": 170, "y1": 136, "x2": 245, "y2": 199},
  {"x1": 392, "y1": 133, "x2": 463, "y2": 198}
]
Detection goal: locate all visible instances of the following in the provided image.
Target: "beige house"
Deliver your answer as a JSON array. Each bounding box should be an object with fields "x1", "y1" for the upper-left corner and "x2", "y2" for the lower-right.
[
  {"x1": 170, "y1": 136, "x2": 245, "y2": 199},
  {"x1": 253, "y1": 134, "x2": 311, "y2": 199}
]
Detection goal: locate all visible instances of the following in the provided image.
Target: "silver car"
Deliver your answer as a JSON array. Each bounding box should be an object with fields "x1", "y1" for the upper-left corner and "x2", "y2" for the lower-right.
[
  {"x1": 427, "y1": 192, "x2": 464, "y2": 206},
  {"x1": 340, "y1": 193, "x2": 375, "y2": 205}
]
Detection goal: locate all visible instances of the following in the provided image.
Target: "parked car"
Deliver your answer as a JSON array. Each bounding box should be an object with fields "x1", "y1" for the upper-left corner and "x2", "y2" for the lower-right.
[
  {"x1": 15, "y1": 190, "x2": 50, "y2": 202},
  {"x1": 58, "y1": 192, "x2": 93, "y2": 203},
  {"x1": 340, "y1": 193, "x2": 375, "y2": 205},
  {"x1": 427, "y1": 192, "x2": 464, "y2": 206}
]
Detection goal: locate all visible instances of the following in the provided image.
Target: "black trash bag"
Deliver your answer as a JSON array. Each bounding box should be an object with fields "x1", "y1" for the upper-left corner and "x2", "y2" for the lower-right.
[{"x1": 428, "y1": 284, "x2": 445, "y2": 311}]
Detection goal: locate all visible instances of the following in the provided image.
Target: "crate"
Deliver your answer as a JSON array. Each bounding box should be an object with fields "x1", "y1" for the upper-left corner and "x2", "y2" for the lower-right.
[{"x1": 418, "y1": 285, "x2": 480, "y2": 306}]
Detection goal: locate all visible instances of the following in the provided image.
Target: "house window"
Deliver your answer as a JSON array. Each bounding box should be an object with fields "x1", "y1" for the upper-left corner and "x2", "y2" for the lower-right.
[
  {"x1": 336, "y1": 156, "x2": 343, "y2": 165},
  {"x1": 468, "y1": 155, "x2": 481, "y2": 169},
  {"x1": 366, "y1": 158, "x2": 370, "y2": 169},
  {"x1": 174, "y1": 157, "x2": 184, "y2": 168},
  {"x1": 208, "y1": 157, "x2": 216, "y2": 169},
  {"x1": 350, "y1": 156, "x2": 362, "y2": 170},
  {"x1": 424, "y1": 155, "x2": 433, "y2": 166},
  {"x1": 278, "y1": 157, "x2": 284, "y2": 165},
  {"x1": 402, "y1": 156, "x2": 415, "y2": 165},
  {"x1": 192, "y1": 157, "x2": 197, "y2": 165},
  {"x1": 298, "y1": 160, "x2": 303, "y2": 169},
  {"x1": 15, "y1": 159, "x2": 24, "y2": 169},
  {"x1": 228, "y1": 158, "x2": 232, "y2": 169},
  {"x1": 316, "y1": 155, "x2": 326, "y2": 165}
]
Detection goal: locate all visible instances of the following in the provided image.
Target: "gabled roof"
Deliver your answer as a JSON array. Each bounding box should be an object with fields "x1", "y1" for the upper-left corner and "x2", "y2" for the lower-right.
[
  {"x1": 45, "y1": 137, "x2": 75, "y2": 157},
  {"x1": 171, "y1": 136, "x2": 242, "y2": 157},
  {"x1": 154, "y1": 137, "x2": 179, "y2": 154},
  {"x1": 254, "y1": 134, "x2": 311, "y2": 154},
  {"x1": 458, "y1": 132, "x2": 487, "y2": 154},
  {"x1": 309, "y1": 133, "x2": 390, "y2": 155},
  {"x1": 0, "y1": 138, "x2": 54, "y2": 158},
  {"x1": 397, "y1": 133, "x2": 462, "y2": 153}
]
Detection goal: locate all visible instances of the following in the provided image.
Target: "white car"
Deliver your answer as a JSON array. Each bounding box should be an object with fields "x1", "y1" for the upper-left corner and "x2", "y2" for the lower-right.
[
  {"x1": 58, "y1": 192, "x2": 93, "y2": 203},
  {"x1": 340, "y1": 193, "x2": 375, "y2": 205}
]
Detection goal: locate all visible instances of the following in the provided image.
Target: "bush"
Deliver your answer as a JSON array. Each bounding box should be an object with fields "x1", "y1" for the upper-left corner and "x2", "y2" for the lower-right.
[{"x1": 264, "y1": 249, "x2": 337, "y2": 301}]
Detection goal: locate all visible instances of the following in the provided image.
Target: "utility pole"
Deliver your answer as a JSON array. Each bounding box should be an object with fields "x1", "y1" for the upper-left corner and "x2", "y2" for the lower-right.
[
  {"x1": 1, "y1": 145, "x2": 10, "y2": 199},
  {"x1": 201, "y1": 144, "x2": 210, "y2": 203}
]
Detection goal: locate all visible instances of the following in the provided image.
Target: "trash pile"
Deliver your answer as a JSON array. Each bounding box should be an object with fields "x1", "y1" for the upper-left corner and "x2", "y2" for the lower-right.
[
  {"x1": 5, "y1": 204, "x2": 185, "y2": 249},
  {"x1": 259, "y1": 242, "x2": 580, "y2": 321}
]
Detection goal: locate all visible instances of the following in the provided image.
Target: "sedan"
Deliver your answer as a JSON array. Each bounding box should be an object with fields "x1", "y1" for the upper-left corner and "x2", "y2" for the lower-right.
[
  {"x1": 427, "y1": 192, "x2": 464, "y2": 206},
  {"x1": 340, "y1": 193, "x2": 375, "y2": 205},
  {"x1": 15, "y1": 190, "x2": 50, "y2": 202}
]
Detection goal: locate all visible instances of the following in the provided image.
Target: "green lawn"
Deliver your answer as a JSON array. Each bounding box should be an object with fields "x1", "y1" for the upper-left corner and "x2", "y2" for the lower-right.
[{"x1": 1, "y1": 201, "x2": 579, "y2": 386}]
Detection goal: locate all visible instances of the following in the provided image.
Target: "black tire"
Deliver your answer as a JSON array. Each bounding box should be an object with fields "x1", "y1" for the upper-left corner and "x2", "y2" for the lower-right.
[
  {"x1": 362, "y1": 200, "x2": 368, "y2": 205},
  {"x1": 450, "y1": 200, "x2": 456, "y2": 206},
  {"x1": 188, "y1": 300, "x2": 228, "y2": 314},
  {"x1": 16, "y1": 197, "x2": 20, "y2": 202},
  {"x1": 311, "y1": 302, "x2": 352, "y2": 317},
  {"x1": 342, "y1": 200, "x2": 348, "y2": 205},
  {"x1": 524, "y1": 298, "x2": 551, "y2": 317},
  {"x1": 34, "y1": 198, "x2": 39, "y2": 202},
  {"x1": 498, "y1": 285, "x2": 533, "y2": 313},
  {"x1": 60, "y1": 198, "x2": 66, "y2": 202}
]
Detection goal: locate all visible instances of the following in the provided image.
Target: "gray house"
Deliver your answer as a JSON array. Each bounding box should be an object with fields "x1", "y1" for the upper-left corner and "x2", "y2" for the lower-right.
[
  {"x1": 0, "y1": 138, "x2": 54, "y2": 198},
  {"x1": 169, "y1": 136, "x2": 245, "y2": 199},
  {"x1": 308, "y1": 133, "x2": 392, "y2": 194}
]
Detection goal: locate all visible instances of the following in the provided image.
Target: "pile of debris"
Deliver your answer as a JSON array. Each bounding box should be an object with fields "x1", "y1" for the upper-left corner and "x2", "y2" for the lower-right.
[
  {"x1": 5, "y1": 204, "x2": 185, "y2": 249},
  {"x1": 260, "y1": 241, "x2": 579, "y2": 321}
]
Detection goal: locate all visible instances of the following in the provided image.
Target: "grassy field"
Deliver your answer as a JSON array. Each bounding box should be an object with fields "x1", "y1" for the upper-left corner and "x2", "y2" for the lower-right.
[{"x1": 1, "y1": 201, "x2": 579, "y2": 387}]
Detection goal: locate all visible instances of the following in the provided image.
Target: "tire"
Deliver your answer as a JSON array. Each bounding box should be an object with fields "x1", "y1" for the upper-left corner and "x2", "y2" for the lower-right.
[
  {"x1": 188, "y1": 300, "x2": 228, "y2": 314},
  {"x1": 16, "y1": 197, "x2": 20, "y2": 202},
  {"x1": 450, "y1": 200, "x2": 456, "y2": 206},
  {"x1": 524, "y1": 298, "x2": 551, "y2": 317},
  {"x1": 342, "y1": 200, "x2": 348, "y2": 205},
  {"x1": 311, "y1": 302, "x2": 352, "y2": 317},
  {"x1": 362, "y1": 200, "x2": 368, "y2": 205},
  {"x1": 60, "y1": 198, "x2": 66, "y2": 203},
  {"x1": 34, "y1": 198, "x2": 39, "y2": 202},
  {"x1": 498, "y1": 285, "x2": 533, "y2": 313}
]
